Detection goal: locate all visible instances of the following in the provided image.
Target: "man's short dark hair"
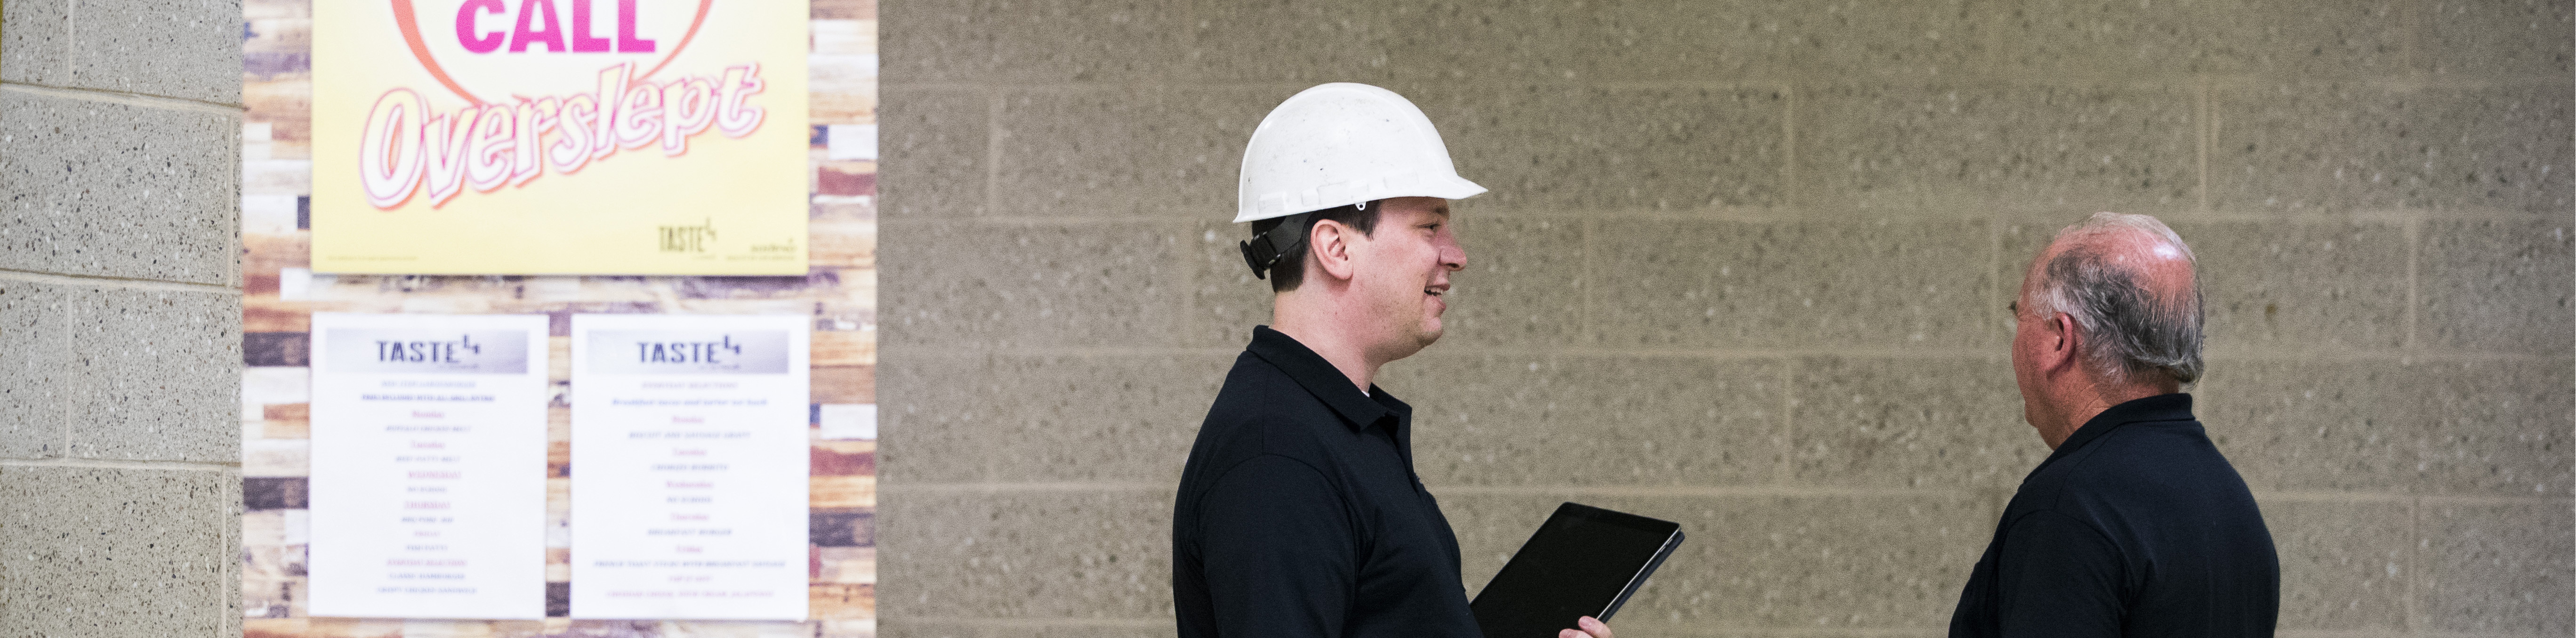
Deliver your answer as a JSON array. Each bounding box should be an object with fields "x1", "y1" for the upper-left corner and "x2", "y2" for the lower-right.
[{"x1": 1253, "y1": 202, "x2": 1381, "y2": 293}]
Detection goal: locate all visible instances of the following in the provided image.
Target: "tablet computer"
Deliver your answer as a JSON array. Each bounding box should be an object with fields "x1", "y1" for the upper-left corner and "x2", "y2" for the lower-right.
[{"x1": 1468, "y1": 502, "x2": 1684, "y2": 638}]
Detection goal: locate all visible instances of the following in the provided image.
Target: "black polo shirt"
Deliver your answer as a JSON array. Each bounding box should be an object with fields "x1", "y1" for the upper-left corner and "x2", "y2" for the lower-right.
[
  {"x1": 1950, "y1": 394, "x2": 2280, "y2": 638},
  {"x1": 1173, "y1": 326, "x2": 1481, "y2": 638}
]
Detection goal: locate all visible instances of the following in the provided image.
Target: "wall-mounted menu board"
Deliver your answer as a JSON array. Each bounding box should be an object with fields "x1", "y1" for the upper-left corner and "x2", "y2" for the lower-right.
[{"x1": 241, "y1": 0, "x2": 878, "y2": 634}]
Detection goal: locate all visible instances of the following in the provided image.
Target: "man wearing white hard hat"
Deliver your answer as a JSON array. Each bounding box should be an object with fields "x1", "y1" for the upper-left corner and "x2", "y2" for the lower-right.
[{"x1": 1170, "y1": 84, "x2": 1613, "y2": 638}]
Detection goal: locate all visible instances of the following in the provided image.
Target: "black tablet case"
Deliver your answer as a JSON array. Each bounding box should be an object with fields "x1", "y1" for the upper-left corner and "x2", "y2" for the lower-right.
[{"x1": 1468, "y1": 502, "x2": 1684, "y2": 638}]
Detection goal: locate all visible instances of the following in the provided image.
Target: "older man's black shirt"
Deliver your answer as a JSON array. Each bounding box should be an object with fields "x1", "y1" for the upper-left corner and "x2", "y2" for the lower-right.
[
  {"x1": 1950, "y1": 394, "x2": 2280, "y2": 638},
  {"x1": 1173, "y1": 326, "x2": 1481, "y2": 638}
]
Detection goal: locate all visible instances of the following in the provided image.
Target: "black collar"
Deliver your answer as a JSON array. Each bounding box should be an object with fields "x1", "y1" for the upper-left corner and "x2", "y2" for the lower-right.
[
  {"x1": 2050, "y1": 393, "x2": 2196, "y2": 461},
  {"x1": 1246, "y1": 326, "x2": 1407, "y2": 432}
]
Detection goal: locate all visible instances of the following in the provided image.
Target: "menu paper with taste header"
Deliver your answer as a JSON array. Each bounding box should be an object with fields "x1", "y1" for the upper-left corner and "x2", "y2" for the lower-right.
[
  {"x1": 307, "y1": 313, "x2": 552, "y2": 619},
  {"x1": 570, "y1": 314, "x2": 811, "y2": 620}
]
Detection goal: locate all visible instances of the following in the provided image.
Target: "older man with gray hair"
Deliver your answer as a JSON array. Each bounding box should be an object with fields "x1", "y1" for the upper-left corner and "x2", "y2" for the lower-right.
[{"x1": 1948, "y1": 212, "x2": 2280, "y2": 638}]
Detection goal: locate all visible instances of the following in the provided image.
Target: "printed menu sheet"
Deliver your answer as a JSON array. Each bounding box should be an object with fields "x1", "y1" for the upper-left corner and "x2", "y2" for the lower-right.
[
  {"x1": 569, "y1": 314, "x2": 811, "y2": 620},
  {"x1": 307, "y1": 313, "x2": 551, "y2": 619}
]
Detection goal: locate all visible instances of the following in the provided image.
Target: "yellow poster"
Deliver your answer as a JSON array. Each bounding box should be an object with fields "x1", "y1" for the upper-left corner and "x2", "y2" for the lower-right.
[{"x1": 313, "y1": 0, "x2": 809, "y2": 275}]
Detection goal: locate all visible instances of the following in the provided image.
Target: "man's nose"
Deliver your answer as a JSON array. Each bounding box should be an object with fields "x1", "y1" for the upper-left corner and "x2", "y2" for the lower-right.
[{"x1": 1439, "y1": 235, "x2": 1466, "y2": 272}]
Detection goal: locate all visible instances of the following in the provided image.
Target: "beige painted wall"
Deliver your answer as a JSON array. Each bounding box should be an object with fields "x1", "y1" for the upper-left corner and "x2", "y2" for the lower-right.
[{"x1": 878, "y1": 1, "x2": 2573, "y2": 637}]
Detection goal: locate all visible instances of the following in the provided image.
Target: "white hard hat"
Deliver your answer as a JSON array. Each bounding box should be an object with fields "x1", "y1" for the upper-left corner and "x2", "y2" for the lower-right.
[{"x1": 1234, "y1": 83, "x2": 1487, "y2": 224}]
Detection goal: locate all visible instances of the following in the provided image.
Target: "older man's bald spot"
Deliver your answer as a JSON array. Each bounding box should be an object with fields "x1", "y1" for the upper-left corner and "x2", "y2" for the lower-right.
[{"x1": 2064, "y1": 226, "x2": 2197, "y2": 306}]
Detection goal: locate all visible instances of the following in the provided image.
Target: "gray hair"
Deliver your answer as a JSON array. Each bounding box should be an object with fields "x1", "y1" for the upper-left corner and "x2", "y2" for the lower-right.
[{"x1": 2028, "y1": 212, "x2": 2206, "y2": 387}]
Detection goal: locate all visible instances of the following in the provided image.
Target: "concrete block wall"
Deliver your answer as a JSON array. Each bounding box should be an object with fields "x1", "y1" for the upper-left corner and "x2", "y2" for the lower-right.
[
  {"x1": 0, "y1": 0, "x2": 245, "y2": 637},
  {"x1": 878, "y1": 0, "x2": 2572, "y2": 636}
]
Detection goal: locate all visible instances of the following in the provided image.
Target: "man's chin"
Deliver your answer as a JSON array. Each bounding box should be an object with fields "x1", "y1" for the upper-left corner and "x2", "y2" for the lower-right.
[{"x1": 1378, "y1": 317, "x2": 1444, "y2": 363}]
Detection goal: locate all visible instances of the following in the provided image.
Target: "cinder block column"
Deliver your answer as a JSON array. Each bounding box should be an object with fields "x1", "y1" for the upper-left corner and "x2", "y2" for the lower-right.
[{"x1": 0, "y1": 1, "x2": 245, "y2": 637}]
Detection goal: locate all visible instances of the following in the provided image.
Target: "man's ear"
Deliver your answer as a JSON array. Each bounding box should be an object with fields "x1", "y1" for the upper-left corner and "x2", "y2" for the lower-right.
[
  {"x1": 2040, "y1": 312, "x2": 2080, "y2": 374},
  {"x1": 1311, "y1": 219, "x2": 1359, "y2": 283}
]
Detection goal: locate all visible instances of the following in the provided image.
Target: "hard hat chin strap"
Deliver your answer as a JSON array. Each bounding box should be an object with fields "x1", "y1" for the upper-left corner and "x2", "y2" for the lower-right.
[
  {"x1": 1238, "y1": 211, "x2": 1317, "y2": 280},
  {"x1": 1239, "y1": 200, "x2": 1379, "y2": 279}
]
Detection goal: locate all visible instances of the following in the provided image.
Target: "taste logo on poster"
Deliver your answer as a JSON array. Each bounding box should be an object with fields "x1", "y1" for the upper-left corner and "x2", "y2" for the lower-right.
[
  {"x1": 588, "y1": 330, "x2": 790, "y2": 374},
  {"x1": 357, "y1": 0, "x2": 773, "y2": 209},
  {"x1": 328, "y1": 328, "x2": 532, "y2": 374}
]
